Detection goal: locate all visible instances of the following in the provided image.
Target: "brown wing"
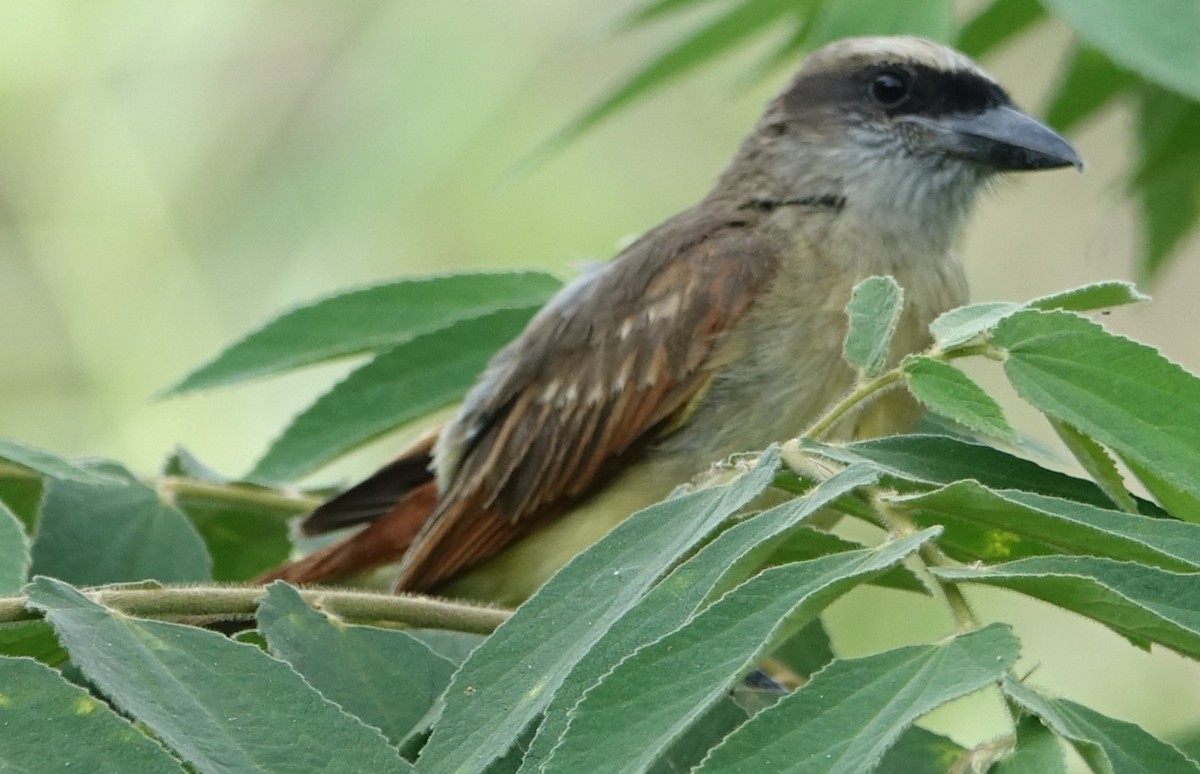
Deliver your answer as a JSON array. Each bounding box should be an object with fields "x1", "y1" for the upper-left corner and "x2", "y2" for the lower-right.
[{"x1": 392, "y1": 206, "x2": 783, "y2": 591}]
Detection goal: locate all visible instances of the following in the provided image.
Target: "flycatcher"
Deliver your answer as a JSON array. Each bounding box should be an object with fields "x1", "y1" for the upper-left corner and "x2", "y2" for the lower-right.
[{"x1": 261, "y1": 36, "x2": 1081, "y2": 604}]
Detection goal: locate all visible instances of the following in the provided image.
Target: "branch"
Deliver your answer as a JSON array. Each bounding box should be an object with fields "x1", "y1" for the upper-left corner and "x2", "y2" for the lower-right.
[
  {"x1": 800, "y1": 342, "x2": 1000, "y2": 443},
  {"x1": 869, "y1": 492, "x2": 978, "y2": 633},
  {"x1": 158, "y1": 477, "x2": 321, "y2": 513},
  {"x1": 0, "y1": 461, "x2": 320, "y2": 515},
  {"x1": 802, "y1": 370, "x2": 906, "y2": 440},
  {"x1": 0, "y1": 584, "x2": 511, "y2": 635}
]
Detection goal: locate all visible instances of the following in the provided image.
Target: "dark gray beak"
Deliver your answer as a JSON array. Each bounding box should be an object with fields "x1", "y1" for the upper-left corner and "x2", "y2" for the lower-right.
[{"x1": 907, "y1": 104, "x2": 1083, "y2": 171}]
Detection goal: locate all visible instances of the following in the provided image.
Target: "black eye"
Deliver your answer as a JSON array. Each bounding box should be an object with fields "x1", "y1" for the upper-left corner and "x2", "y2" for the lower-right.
[{"x1": 870, "y1": 70, "x2": 910, "y2": 108}]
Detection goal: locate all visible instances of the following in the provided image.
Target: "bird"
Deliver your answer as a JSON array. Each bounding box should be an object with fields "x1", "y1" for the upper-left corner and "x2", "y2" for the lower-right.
[{"x1": 258, "y1": 36, "x2": 1081, "y2": 605}]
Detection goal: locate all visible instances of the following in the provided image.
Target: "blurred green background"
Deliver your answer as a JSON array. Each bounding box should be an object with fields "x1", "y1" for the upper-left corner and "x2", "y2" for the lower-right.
[{"x1": 1, "y1": 0, "x2": 1197, "y2": 756}]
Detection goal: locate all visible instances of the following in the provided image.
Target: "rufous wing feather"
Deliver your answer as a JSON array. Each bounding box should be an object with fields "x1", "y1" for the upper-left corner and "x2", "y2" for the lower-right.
[
  {"x1": 254, "y1": 430, "x2": 438, "y2": 584},
  {"x1": 256, "y1": 479, "x2": 438, "y2": 585},
  {"x1": 257, "y1": 207, "x2": 782, "y2": 594},
  {"x1": 390, "y1": 210, "x2": 783, "y2": 592}
]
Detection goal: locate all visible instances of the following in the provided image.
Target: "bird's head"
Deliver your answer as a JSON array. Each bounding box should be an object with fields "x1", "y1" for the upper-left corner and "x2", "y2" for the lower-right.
[{"x1": 715, "y1": 36, "x2": 1081, "y2": 254}]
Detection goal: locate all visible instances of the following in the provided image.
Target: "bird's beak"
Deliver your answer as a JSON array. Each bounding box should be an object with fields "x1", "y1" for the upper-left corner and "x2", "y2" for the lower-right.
[{"x1": 908, "y1": 104, "x2": 1083, "y2": 171}]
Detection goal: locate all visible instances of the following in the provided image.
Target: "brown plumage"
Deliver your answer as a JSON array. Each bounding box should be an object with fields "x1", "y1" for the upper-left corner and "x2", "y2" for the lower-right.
[
  {"x1": 261, "y1": 208, "x2": 781, "y2": 591},
  {"x1": 258, "y1": 36, "x2": 1080, "y2": 603}
]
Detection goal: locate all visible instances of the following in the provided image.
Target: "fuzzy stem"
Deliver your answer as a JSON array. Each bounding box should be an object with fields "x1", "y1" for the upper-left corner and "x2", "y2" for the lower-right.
[
  {"x1": 158, "y1": 477, "x2": 320, "y2": 513},
  {"x1": 801, "y1": 341, "x2": 1000, "y2": 444},
  {"x1": 0, "y1": 461, "x2": 318, "y2": 515},
  {"x1": 0, "y1": 584, "x2": 510, "y2": 635},
  {"x1": 869, "y1": 492, "x2": 978, "y2": 633},
  {"x1": 803, "y1": 369, "x2": 906, "y2": 440}
]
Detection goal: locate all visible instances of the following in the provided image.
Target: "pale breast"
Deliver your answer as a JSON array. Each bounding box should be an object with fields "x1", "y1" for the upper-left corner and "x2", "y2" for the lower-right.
[{"x1": 655, "y1": 226, "x2": 967, "y2": 473}]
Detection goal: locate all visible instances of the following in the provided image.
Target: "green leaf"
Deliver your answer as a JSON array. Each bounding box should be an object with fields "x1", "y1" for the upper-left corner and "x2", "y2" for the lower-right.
[
  {"x1": 904, "y1": 357, "x2": 1016, "y2": 442},
  {"x1": 894, "y1": 482, "x2": 1200, "y2": 571},
  {"x1": 931, "y1": 556, "x2": 1200, "y2": 657},
  {"x1": 31, "y1": 462, "x2": 211, "y2": 585},
  {"x1": 0, "y1": 621, "x2": 67, "y2": 666},
  {"x1": 519, "y1": 463, "x2": 878, "y2": 772},
  {"x1": 0, "y1": 474, "x2": 43, "y2": 532},
  {"x1": 801, "y1": 435, "x2": 1162, "y2": 514},
  {"x1": 251, "y1": 306, "x2": 535, "y2": 482},
  {"x1": 24, "y1": 577, "x2": 409, "y2": 773},
  {"x1": 159, "y1": 448, "x2": 310, "y2": 579},
  {"x1": 0, "y1": 656, "x2": 185, "y2": 773},
  {"x1": 743, "y1": 15, "x2": 817, "y2": 84},
  {"x1": 653, "y1": 698, "x2": 751, "y2": 774},
  {"x1": 1004, "y1": 678, "x2": 1198, "y2": 772},
  {"x1": 1121, "y1": 453, "x2": 1200, "y2": 524},
  {"x1": 1138, "y1": 153, "x2": 1200, "y2": 284},
  {"x1": 1133, "y1": 88, "x2": 1200, "y2": 185},
  {"x1": 764, "y1": 526, "x2": 927, "y2": 594},
  {"x1": 1173, "y1": 726, "x2": 1200, "y2": 767},
  {"x1": 929, "y1": 284, "x2": 1146, "y2": 353},
  {"x1": 0, "y1": 437, "x2": 124, "y2": 486},
  {"x1": 1027, "y1": 281, "x2": 1148, "y2": 314},
  {"x1": 543, "y1": 0, "x2": 802, "y2": 157},
  {"x1": 876, "y1": 726, "x2": 970, "y2": 774},
  {"x1": 806, "y1": 0, "x2": 953, "y2": 49},
  {"x1": 618, "y1": 0, "x2": 728, "y2": 30},
  {"x1": 768, "y1": 617, "x2": 835, "y2": 682},
  {"x1": 696, "y1": 624, "x2": 1019, "y2": 774},
  {"x1": 843, "y1": 276, "x2": 904, "y2": 377},
  {"x1": 1038, "y1": 0, "x2": 1200, "y2": 100},
  {"x1": 993, "y1": 715, "x2": 1067, "y2": 774},
  {"x1": 1049, "y1": 419, "x2": 1138, "y2": 513},
  {"x1": 1043, "y1": 46, "x2": 1137, "y2": 132},
  {"x1": 178, "y1": 498, "x2": 295, "y2": 582},
  {"x1": 405, "y1": 630, "x2": 485, "y2": 665},
  {"x1": 0, "y1": 501, "x2": 30, "y2": 595},
  {"x1": 992, "y1": 309, "x2": 1200, "y2": 504},
  {"x1": 542, "y1": 530, "x2": 939, "y2": 773},
  {"x1": 417, "y1": 448, "x2": 781, "y2": 774},
  {"x1": 163, "y1": 271, "x2": 561, "y2": 395},
  {"x1": 930, "y1": 302, "x2": 1021, "y2": 349},
  {"x1": 160, "y1": 445, "x2": 229, "y2": 482},
  {"x1": 955, "y1": 0, "x2": 1047, "y2": 59},
  {"x1": 1134, "y1": 87, "x2": 1200, "y2": 281},
  {"x1": 257, "y1": 582, "x2": 457, "y2": 747}
]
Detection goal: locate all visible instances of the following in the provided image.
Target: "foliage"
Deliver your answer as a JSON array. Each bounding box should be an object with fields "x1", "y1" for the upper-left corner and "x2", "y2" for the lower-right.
[
  {"x1": 2, "y1": 271, "x2": 1199, "y2": 772},
  {"x1": 550, "y1": 0, "x2": 1200, "y2": 282}
]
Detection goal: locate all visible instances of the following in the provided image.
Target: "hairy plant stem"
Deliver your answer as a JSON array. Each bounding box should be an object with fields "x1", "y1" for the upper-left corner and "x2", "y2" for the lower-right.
[
  {"x1": 0, "y1": 461, "x2": 319, "y2": 515},
  {"x1": 871, "y1": 491, "x2": 1023, "y2": 726},
  {"x1": 801, "y1": 342, "x2": 998, "y2": 443},
  {"x1": 868, "y1": 492, "x2": 978, "y2": 633},
  {"x1": 157, "y1": 477, "x2": 320, "y2": 513},
  {"x1": 795, "y1": 339, "x2": 1028, "y2": 731},
  {"x1": 0, "y1": 584, "x2": 510, "y2": 634},
  {"x1": 803, "y1": 370, "x2": 906, "y2": 440}
]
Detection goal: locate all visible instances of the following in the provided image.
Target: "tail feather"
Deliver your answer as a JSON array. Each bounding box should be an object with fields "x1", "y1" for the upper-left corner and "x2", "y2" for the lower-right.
[
  {"x1": 300, "y1": 432, "x2": 438, "y2": 536},
  {"x1": 257, "y1": 479, "x2": 438, "y2": 585}
]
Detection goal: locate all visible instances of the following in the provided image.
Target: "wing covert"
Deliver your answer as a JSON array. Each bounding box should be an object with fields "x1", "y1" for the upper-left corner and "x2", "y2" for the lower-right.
[{"x1": 395, "y1": 207, "x2": 784, "y2": 590}]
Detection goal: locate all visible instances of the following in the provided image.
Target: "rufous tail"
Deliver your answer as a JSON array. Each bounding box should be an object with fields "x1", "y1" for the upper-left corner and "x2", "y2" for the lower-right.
[{"x1": 255, "y1": 480, "x2": 437, "y2": 585}]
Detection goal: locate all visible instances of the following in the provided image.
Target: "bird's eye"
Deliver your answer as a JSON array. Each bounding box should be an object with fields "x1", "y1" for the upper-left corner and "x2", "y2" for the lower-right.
[{"x1": 870, "y1": 70, "x2": 910, "y2": 108}]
